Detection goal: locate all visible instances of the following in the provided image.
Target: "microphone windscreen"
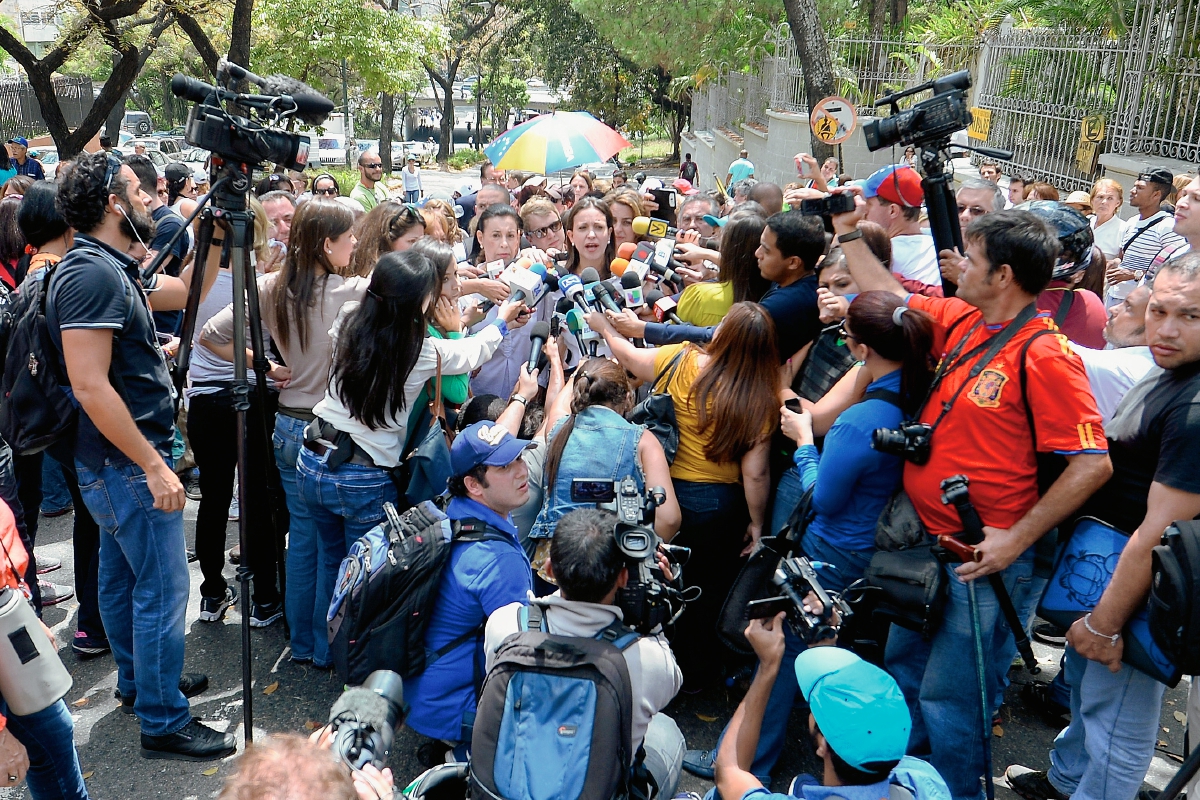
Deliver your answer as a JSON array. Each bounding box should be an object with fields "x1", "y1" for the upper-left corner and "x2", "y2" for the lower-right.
[
  {"x1": 580, "y1": 267, "x2": 601, "y2": 284},
  {"x1": 529, "y1": 321, "x2": 551, "y2": 340},
  {"x1": 616, "y1": 241, "x2": 637, "y2": 260},
  {"x1": 329, "y1": 688, "x2": 390, "y2": 731},
  {"x1": 610, "y1": 258, "x2": 629, "y2": 276},
  {"x1": 631, "y1": 217, "x2": 651, "y2": 236},
  {"x1": 620, "y1": 271, "x2": 642, "y2": 289},
  {"x1": 644, "y1": 289, "x2": 665, "y2": 306},
  {"x1": 556, "y1": 297, "x2": 574, "y2": 314},
  {"x1": 259, "y1": 74, "x2": 334, "y2": 125}
]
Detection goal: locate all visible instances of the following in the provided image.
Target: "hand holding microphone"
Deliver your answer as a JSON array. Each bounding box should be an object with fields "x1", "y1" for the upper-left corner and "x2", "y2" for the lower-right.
[{"x1": 526, "y1": 321, "x2": 550, "y2": 372}]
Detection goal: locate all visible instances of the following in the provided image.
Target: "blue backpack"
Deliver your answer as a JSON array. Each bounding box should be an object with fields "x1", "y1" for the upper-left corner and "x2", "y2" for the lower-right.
[{"x1": 469, "y1": 604, "x2": 640, "y2": 800}]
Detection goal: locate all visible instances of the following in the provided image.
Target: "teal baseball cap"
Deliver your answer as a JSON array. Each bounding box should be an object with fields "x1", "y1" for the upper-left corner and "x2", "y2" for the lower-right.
[{"x1": 794, "y1": 647, "x2": 911, "y2": 769}]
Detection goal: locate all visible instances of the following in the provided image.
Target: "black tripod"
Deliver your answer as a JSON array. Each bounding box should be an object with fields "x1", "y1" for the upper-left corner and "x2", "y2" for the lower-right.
[{"x1": 151, "y1": 156, "x2": 283, "y2": 744}]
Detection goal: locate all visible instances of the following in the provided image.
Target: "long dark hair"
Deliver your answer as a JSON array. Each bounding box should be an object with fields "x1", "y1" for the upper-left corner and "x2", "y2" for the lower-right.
[
  {"x1": 689, "y1": 302, "x2": 780, "y2": 463},
  {"x1": 472, "y1": 203, "x2": 522, "y2": 265},
  {"x1": 562, "y1": 196, "x2": 614, "y2": 276},
  {"x1": 720, "y1": 213, "x2": 771, "y2": 303},
  {"x1": 543, "y1": 359, "x2": 635, "y2": 488},
  {"x1": 349, "y1": 201, "x2": 425, "y2": 277},
  {"x1": 272, "y1": 198, "x2": 355, "y2": 351},
  {"x1": 17, "y1": 181, "x2": 67, "y2": 248},
  {"x1": 845, "y1": 291, "x2": 935, "y2": 415},
  {"x1": 332, "y1": 251, "x2": 439, "y2": 430}
]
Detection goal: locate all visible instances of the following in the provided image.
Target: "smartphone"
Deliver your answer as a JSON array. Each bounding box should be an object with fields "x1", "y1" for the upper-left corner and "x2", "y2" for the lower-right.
[
  {"x1": 648, "y1": 188, "x2": 678, "y2": 226},
  {"x1": 745, "y1": 596, "x2": 792, "y2": 620},
  {"x1": 784, "y1": 398, "x2": 803, "y2": 414}
]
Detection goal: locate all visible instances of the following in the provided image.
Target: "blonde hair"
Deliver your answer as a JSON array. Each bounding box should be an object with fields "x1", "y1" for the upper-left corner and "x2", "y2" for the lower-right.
[
  {"x1": 1089, "y1": 177, "x2": 1124, "y2": 205},
  {"x1": 249, "y1": 196, "x2": 270, "y2": 267},
  {"x1": 423, "y1": 198, "x2": 462, "y2": 243},
  {"x1": 605, "y1": 188, "x2": 645, "y2": 219},
  {"x1": 519, "y1": 196, "x2": 559, "y2": 227}
]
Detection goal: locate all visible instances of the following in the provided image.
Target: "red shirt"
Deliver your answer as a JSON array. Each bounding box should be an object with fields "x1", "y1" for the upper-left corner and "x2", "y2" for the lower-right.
[
  {"x1": 904, "y1": 294, "x2": 1107, "y2": 537},
  {"x1": 1037, "y1": 283, "x2": 1108, "y2": 349}
]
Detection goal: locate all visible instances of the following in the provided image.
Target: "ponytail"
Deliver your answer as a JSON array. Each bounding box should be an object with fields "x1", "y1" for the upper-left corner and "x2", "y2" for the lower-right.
[
  {"x1": 846, "y1": 291, "x2": 935, "y2": 416},
  {"x1": 543, "y1": 359, "x2": 634, "y2": 488}
]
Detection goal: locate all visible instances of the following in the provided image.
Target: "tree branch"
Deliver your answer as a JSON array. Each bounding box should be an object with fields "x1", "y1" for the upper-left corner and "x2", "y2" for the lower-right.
[{"x1": 168, "y1": 0, "x2": 220, "y2": 77}]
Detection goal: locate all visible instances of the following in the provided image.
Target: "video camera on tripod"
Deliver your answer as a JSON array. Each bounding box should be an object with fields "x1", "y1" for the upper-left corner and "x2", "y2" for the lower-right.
[
  {"x1": 570, "y1": 477, "x2": 693, "y2": 634},
  {"x1": 746, "y1": 556, "x2": 852, "y2": 644}
]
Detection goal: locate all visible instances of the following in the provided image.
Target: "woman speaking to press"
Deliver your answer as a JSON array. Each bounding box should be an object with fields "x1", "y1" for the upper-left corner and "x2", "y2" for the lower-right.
[{"x1": 296, "y1": 250, "x2": 527, "y2": 646}]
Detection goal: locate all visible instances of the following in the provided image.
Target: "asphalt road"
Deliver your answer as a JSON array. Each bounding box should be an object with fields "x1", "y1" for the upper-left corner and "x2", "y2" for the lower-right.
[{"x1": 11, "y1": 493, "x2": 1191, "y2": 800}]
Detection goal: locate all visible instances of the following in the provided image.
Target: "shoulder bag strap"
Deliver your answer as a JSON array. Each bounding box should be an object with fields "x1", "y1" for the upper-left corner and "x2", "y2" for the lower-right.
[
  {"x1": 1053, "y1": 289, "x2": 1075, "y2": 328},
  {"x1": 1120, "y1": 216, "x2": 1160, "y2": 255},
  {"x1": 651, "y1": 348, "x2": 687, "y2": 393},
  {"x1": 862, "y1": 388, "x2": 904, "y2": 408}
]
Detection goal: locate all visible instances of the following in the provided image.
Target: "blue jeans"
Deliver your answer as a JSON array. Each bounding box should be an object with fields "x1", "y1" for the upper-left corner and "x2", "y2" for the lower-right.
[
  {"x1": 275, "y1": 413, "x2": 326, "y2": 664},
  {"x1": 405, "y1": 190, "x2": 420, "y2": 203},
  {"x1": 75, "y1": 456, "x2": 190, "y2": 736},
  {"x1": 886, "y1": 554, "x2": 1034, "y2": 800},
  {"x1": 295, "y1": 448, "x2": 397, "y2": 662},
  {"x1": 1048, "y1": 646, "x2": 1166, "y2": 800},
  {"x1": 710, "y1": 534, "x2": 874, "y2": 788},
  {"x1": 769, "y1": 466, "x2": 804, "y2": 537},
  {"x1": 40, "y1": 454, "x2": 72, "y2": 514},
  {"x1": 1, "y1": 699, "x2": 89, "y2": 799}
]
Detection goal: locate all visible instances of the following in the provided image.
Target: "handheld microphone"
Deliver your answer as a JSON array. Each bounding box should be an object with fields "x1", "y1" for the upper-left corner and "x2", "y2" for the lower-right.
[
  {"x1": 620, "y1": 271, "x2": 645, "y2": 309},
  {"x1": 501, "y1": 265, "x2": 545, "y2": 307},
  {"x1": 591, "y1": 276, "x2": 623, "y2": 314},
  {"x1": 580, "y1": 268, "x2": 604, "y2": 310},
  {"x1": 616, "y1": 241, "x2": 638, "y2": 260},
  {"x1": 625, "y1": 242, "x2": 655, "y2": 282},
  {"x1": 555, "y1": 296, "x2": 575, "y2": 315},
  {"x1": 653, "y1": 295, "x2": 683, "y2": 325},
  {"x1": 559, "y1": 274, "x2": 590, "y2": 313},
  {"x1": 527, "y1": 321, "x2": 550, "y2": 372},
  {"x1": 530, "y1": 263, "x2": 559, "y2": 292},
  {"x1": 566, "y1": 309, "x2": 597, "y2": 356},
  {"x1": 609, "y1": 257, "x2": 630, "y2": 276},
  {"x1": 631, "y1": 216, "x2": 680, "y2": 239},
  {"x1": 484, "y1": 259, "x2": 505, "y2": 280}
]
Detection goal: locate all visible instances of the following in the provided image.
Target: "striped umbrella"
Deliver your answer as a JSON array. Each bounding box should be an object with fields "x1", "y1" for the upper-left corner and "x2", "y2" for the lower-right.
[{"x1": 483, "y1": 111, "x2": 631, "y2": 175}]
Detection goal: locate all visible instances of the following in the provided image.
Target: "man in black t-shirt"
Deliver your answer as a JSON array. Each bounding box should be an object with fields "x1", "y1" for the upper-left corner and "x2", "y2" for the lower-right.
[
  {"x1": 1006, "y1": 251, "x2": 1200, "y2": 800},
  {"x1": 49, "y1": 152, "x2": 227, "y2": 761},
  {"x1": 126, "y1": 155, "x2": 189, "y2": 333}
]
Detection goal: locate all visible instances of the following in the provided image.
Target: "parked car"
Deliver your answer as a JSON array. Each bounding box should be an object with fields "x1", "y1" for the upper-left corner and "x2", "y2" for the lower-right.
[
  {"x1": 178, "y1": 146, "x2": 209, "y2": 175},
  {"x1": 27, "y1": 146, "x2": 58, "y2": 179},
  {"x1": 122, "y1": 110, "x2": 152, "y2": 135},
  {"x1": 128, "y1": 137, "x2": 183, "y2": 159},
  {"x1": 317, "y1": 136, "x2": 348, "y2": 166}
]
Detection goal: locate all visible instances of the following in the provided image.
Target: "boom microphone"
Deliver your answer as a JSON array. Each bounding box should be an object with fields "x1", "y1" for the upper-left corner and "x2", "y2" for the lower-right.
[
  {"x1": 258, "y1": 74, "x2": 336, "y2": 126},
  {"x1": 527, "y1": 321, "x2": 550, "y2": 372}
]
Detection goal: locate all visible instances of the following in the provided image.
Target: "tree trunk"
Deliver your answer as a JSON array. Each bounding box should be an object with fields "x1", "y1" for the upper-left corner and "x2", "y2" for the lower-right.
[
  {"x1": 380, "y1": 92, "x2": 395, "y2": 172},
  {"x1": 781, "y1": 0, "x2": 837, "y2": 161},
  {"x1": 171, "y1": 7, "x2": 220, "y2": 77},
  {"x1": 426, "y1": 55, "x2": 460, "y2": 163},
  {"x1": 227, "y1": 0, "x2": 254, "y2": 71}
]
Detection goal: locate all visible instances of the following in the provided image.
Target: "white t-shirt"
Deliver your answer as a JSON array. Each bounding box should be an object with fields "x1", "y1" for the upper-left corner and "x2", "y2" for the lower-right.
[
  {"x1": 1069, "y1": 343, "x2": 1159, "y2": 423},
  {"x1": 401, "y1": 167, "x2": 422, "y2": 192},
  {"x1": 890, "y1": 234, "x2": 942, "y2": 286},
  {"x1": 1091, "y1": 214, "x2": 1124, "y2": 258}
]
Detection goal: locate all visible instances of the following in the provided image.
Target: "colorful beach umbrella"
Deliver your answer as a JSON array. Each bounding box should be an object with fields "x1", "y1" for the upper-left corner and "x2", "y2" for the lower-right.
[{"x1": 484, "y1": 111, "x2": 631, "y2": 175}]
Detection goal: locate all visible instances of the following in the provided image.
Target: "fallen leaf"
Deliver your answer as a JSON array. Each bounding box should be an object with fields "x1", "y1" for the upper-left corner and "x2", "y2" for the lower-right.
[
  {"x1": 202, "y1": 767, "x2": 219, "y2": 776},
  {"x1": 1175, "y1": 711, "x2": 1187, "y2": 724},
  {"x1": 1163, "y1": 727, "x2": 1171, "y2": 733},
  {"x1": 71, "y1": 697, "x2": 88, "y2": 707},
  {"x1": 696, "y1": 714, "x2": 719, "y2": 722},
  {"x1": 1160, "y1": 740, "x2": 1170, "y2": 748},
  {"x1": 992, "y1": 725, "x2": 1004, "y2": 737},
  {"x1": 304, "y1": 720, "x2": 320, "y2": 731},
  {"x1": 82, "y1": 772, "x2": 93, "y2": 779},
  {"x1": 263, "y1": 681, "x2": 280, "y2": 695}
]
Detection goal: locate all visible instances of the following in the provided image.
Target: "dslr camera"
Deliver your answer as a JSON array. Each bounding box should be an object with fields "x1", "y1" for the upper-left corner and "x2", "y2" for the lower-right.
[
  {"x1": 871, "y1": 421, "x2": 933, "y2": 465},
  {"x1": 746, "y1": 556, "x2": 852, "y2": 644},
  {"x1": 571, "y1": 477, "x2": 691, "y2": 634},
  {"x1": 863, "y1": 70, "x2": 972, "y2": 152}
]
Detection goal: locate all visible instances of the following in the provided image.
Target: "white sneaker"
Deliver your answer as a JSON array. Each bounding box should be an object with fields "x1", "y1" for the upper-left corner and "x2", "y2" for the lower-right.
[{"x1": 228, "y1": 494, "x2": 240, "y2": 521}]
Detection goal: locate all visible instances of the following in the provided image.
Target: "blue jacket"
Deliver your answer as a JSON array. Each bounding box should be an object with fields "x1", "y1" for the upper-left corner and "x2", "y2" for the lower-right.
[
  {"x1": 740, "y1": 756, "x2": 951, "y2": 800},
  {"x1": 403, "y1": 496, "x2": 532, "y2": 742}
]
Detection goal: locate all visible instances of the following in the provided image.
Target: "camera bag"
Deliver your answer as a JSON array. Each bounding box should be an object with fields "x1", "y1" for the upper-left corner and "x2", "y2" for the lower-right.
[
  {"x1": 1148, "y1": 520, "x2": 1200, "y2": 676},
  {"x1": 627, "y1": 348, "x2": 686, "y2": 464},
  {"x1": 471, "y1": 603, "x2": 640, "y2": 800},
  {"x1": 326, "y1": 500, "x2": 513, "y2": 685}
]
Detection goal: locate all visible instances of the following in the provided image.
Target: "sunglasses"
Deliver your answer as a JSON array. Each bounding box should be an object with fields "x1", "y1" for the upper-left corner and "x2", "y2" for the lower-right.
[
  {"x1": 528, "y1": 220, "x2": 563, "y2": 240},
  {"x1": 837, "y1": 320, "x2": 858, "y2": 342},
  {"x1": 103, "y1": 153, "x2": 123, "y2": 193},
  {"x1": 362, "y1": 162, "x2": 383, "y2": 169},
  {"x1": 315, "y1": 187, "x2": 339, "y2": 196}
]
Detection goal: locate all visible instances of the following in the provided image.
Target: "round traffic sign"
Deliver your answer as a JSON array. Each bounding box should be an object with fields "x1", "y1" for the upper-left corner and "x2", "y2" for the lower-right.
[{"x1": 810, "y1": 97, "x2": 858, "y2": 145}]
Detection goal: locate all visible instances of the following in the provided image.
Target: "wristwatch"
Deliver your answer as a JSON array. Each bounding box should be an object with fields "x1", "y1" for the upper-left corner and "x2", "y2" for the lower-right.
[
  {"x1": 837, "y1": 228, "x2": 864, "y2": 243},
  {"x1": 508, "y1": 394, "x2": 528, "y2": 407}
]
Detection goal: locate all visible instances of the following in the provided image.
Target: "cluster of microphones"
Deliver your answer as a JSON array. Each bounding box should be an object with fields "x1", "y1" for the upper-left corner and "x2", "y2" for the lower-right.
[{"x1": 462, "y1": 216, "x2": 691, "y2": 366}]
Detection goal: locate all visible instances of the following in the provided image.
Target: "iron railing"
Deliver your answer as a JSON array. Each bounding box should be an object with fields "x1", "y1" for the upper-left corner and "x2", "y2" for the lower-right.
[{"x1": 0, "y1": 75, "x2": 94, "y2": 141}]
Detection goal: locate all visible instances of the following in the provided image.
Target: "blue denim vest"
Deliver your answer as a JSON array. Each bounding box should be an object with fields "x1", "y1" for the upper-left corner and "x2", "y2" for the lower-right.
[{"x1": 529, "y1": 405, "x2": 645, "y2": 540}]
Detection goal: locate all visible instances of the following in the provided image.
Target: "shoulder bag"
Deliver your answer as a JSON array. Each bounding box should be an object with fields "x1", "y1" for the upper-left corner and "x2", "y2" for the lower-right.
[{"x1": 627, "y1": 347, "x2": 687, "y2": 464}]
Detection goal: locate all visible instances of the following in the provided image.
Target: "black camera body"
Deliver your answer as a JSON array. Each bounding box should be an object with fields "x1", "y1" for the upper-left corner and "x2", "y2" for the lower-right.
[
  {"x1": 570, "y1": 477, "x2": 689, "y2": 634},
  {"x1": 182, "y1": 100, "x2": 310, "y2": 171},
  {"x1": 755, "y1": 556, "x2": 851, "y2": 644},
  {"x1": 871, "y1": 421, "x2": 933, "y2": 465},
  {"x1": 862, "y1": 70, "x2": 973, "y2": 152},
  {"x1": 799, "y1": 193, "x2": 857, "y2": 218}
]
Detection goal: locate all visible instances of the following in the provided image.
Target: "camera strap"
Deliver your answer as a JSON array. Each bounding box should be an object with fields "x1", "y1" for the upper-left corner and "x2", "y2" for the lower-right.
[{"x1": 918, "y1": 302, "x2": 1040, "y2": 436}]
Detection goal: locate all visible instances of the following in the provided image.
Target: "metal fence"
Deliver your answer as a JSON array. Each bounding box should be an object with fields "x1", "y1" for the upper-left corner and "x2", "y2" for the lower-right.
[
  {"x1": 0, "y1": 75, "x2": 94, "y2": 141},
  {"x1": 693, "y1": 11, "x2": 1200, "y2": 192}
]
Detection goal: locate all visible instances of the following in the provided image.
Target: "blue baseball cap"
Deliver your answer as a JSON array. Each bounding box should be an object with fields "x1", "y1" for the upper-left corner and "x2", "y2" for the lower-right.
[
  {"x1": 451, "y1": 421, "x2": 534, "y2": 476},
  {"x1": 794, "y1": 647, "x2": 911, "y2": 769},
  {"x1": 702, "y1": 214, "x2": 727, "y2": 228},
  {"x1": 6, "y1": 137, "x2": 28, "y2": 148}
]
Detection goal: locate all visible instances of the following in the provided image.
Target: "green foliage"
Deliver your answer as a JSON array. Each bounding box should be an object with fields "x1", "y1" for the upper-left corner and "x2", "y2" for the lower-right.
[{"x1": 447, "y1": 148, "x2": 488, "y2": 169}]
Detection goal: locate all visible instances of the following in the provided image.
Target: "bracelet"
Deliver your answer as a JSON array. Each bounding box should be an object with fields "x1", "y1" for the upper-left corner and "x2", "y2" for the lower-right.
[
  {"x1": 1083, "y1": 612, "x2": 1120, "y2": 646},
  {"x1": 210, "y1": 237, "x2": 225, "y2": 246},
  {"x1": 837, "y1": 228, "x2": 864, "y2": 243},
  {"x1": 508, "y1": 394, "x2": 528, "y2": 407}
]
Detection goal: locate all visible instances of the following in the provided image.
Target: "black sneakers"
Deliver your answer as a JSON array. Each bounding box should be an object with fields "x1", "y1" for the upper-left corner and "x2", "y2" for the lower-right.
[
  {"x1": 140, "y1": 717, "x2": 236, "y2": 761},
  {"x1": 199, "y1": 586, "x2": 238, "y2": 622},
  {"x1": 249, "y1": 601, "x2": 283, "y2": 628},
  {"x1": 1005, "y1": 766, "x2": 1069, "y2": 800}
]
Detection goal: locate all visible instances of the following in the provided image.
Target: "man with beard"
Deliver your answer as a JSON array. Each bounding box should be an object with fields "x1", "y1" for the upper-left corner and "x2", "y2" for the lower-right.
[{"x1": 49, "y1": 152, "x2": 228, "y2": 761}]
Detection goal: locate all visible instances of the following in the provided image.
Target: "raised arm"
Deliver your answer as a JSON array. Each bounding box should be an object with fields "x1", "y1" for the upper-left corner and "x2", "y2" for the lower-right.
[
  {"x1": 830, "y1": 187, "x2": 906, "y2": 296},
  {"x1": 586, "y1": 311, "x2": 660, "y2": 384}
]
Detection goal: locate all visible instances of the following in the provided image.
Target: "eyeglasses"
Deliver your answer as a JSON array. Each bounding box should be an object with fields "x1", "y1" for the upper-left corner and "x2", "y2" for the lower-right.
[
  {"x1": 103, "y1": 153, "x2": 123, "y2": 194},
  {"x1": 527, "y1": 220, "x2": 562, "y2": 240},
  {"x1": 362, "y1": 162, "x2": 383, "y2": 169},
  {"x1": 314, "y1": 187, "x2": 339, "y2": 196},
  {"x1": 837, "y1": 320, "x2": 858, "y2": 342}
]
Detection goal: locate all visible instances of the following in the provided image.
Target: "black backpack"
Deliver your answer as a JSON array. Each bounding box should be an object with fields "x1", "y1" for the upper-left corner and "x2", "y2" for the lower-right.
[
  {"x1": 326, "y1": 500, "x2": 512, "y2": 685},
  {"x1": 1148, "y1": 520, "x2": 1200, "y2": 674}
]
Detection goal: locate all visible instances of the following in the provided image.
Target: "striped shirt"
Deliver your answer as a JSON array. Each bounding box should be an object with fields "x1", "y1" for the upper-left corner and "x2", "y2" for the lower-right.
[{"x1": 1120, "y1": 211, "x2": 1186, "y2": 277}]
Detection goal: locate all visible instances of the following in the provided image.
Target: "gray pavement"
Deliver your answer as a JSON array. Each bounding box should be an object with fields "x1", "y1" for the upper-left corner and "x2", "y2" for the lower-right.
[{"x1": 13, "y1": 496, "x2": 1191, "y2": 799}]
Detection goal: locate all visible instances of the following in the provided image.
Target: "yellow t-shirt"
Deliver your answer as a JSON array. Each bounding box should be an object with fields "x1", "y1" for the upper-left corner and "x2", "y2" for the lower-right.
[
  {"x1": 653, "y1": 344, "x2": 741, "y2": 485},
  {"x1": 676, "y1": 281, "x2": 733, "y2": 327}
]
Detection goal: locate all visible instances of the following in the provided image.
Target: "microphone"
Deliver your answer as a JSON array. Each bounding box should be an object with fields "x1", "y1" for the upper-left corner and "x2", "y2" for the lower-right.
[
  {"x1": 632, "y1": 216, "x2": 680, "y2": 239},
  {"x1": 624, "y1": 242, "x2": 655, "y2": 282},
  {"x1": 171, "y1": 74, "x2": 217, "y2": 105},
  {"x1": 555, "y1": 296, "x2": 575, "y2": 315},
  {"x1": 258, "y1": 74, "x2": 336, "y2": 126},
  {"x1": 530, "y1": 263, "x2": 559, "y2": 292},
  {"x1": 654, "y1": 294, "x2": 683, "y2": 325},
  {"x1": 558, "y1": 274, "x2": 590, "y2": 313},
  {"x1": 620, "y1": 271, "x2": 645, "y2": 309},
  {"x1": 527, "y1": 321, "x2": 550, "y2": 372},
  {"x1": 580, "y1": 267, "x2": 604, "y2": 310},
  {"x1": 566, "y1": 309, "x2": 599, "y2": 357},
  {"x1": 591, "y1": 276, "x2": 623, "y2": 314},
  {"x1": 616, "y1": 241, "x2": 638, "y2": 260},
  {"x1": 609, "y1": 257, "x2": 630, "y2": 276},
  {"x1": 484, "y1": 259, "x2": 505, "y2": 279},
  {"x1": 328, "y1": 687, "x2": 396, "y2": 770}
]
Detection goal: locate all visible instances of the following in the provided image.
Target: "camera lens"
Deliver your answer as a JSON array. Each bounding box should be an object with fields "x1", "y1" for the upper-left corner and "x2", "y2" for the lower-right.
[{"x1": 871, "y1": 427, "x2": 907, "y2": 455}]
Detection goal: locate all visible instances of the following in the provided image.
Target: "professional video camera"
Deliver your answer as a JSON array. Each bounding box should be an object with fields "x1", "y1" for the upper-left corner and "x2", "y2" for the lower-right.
[
  {"x1": 570, "y1": 477, "x2": 693, "y2": 634},
  {"x1": 862, "y1": 71, "x2": 972, "y2": 152},
  {"x1": 171, "y1": 59, "x2": 334, "y2": 171},
  {"x1": 327, "y1": 670, "x2": 407, "y2": 771},
  {"x1": 871, "y1": 420, "x2": 933, "y2": 465},
  {"x1": 746, "y1": 556, "x2": 852, "y2": 644}
]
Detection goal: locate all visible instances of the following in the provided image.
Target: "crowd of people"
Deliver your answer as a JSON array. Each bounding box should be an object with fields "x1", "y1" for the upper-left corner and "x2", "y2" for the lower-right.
[{"x1": 0, "y1": 137, "x2": 1196, "y2": 800}]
